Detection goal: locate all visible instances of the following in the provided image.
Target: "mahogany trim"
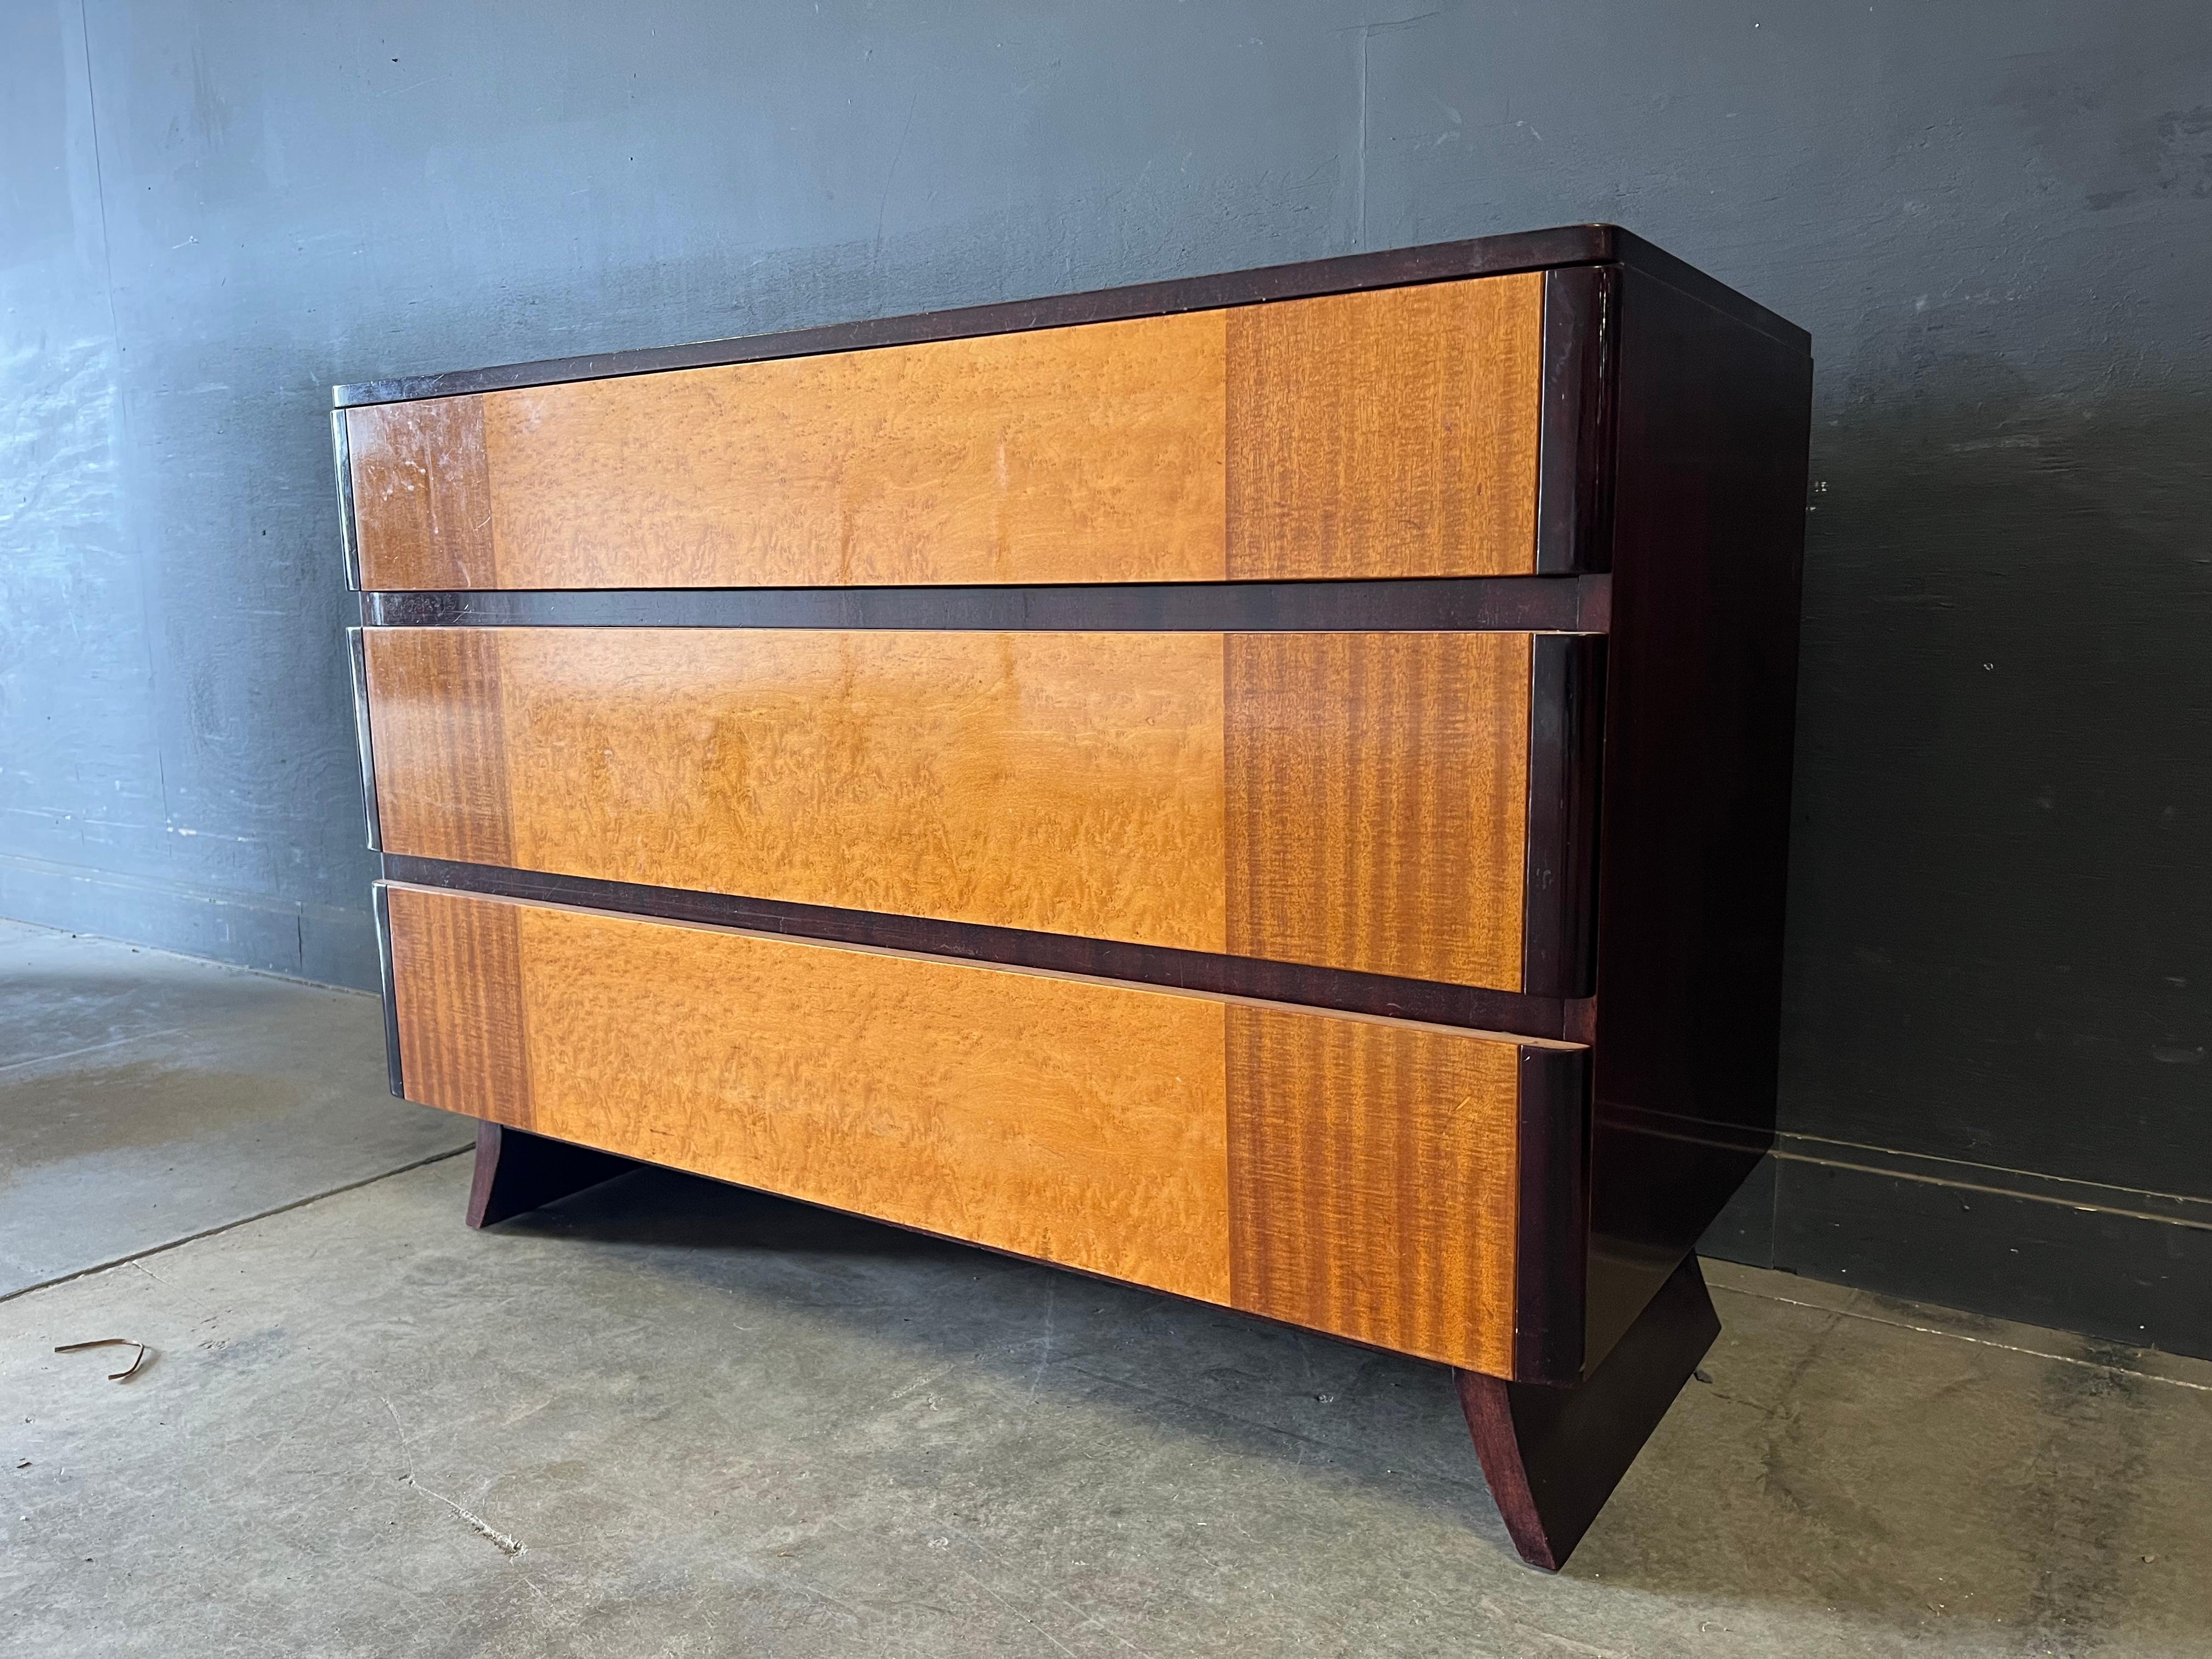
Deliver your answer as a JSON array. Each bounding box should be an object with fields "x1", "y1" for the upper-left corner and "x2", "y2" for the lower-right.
[
  {"x1": 1520, "y1": 634, "x2": 1607, "y2": 997},
  {"x1": 466, "y1": 1121, "x2": 639, "y2": 1229},
  {"x1": 332, "y1": 226, "x2": 1804, "y2": 408},
  {"x1": 370, "y1": 882, "x2": 404, "y2": 1099},
  {"x1": 1511, "y1": 1045, "x2": 1592, "y2": 1384},
  {"x1": 1459, "y1": 1251, "x2": 1718, "y2": 1571},
  {"x1": 376, "y1": 853, "x2": 1591, "y2": 1040},
  {"x1": 359, "y1": 577, "x2": 1612, "y2": 634},
  {"x1": 1534, "y1": 267, "x2": 1619, "y2": 575},
  {"x1": 345, "y1": 628, "x2": 382, "y2": 853},
  {"x1": 331, "y1": 409, "x2": 361, "y2": 591}
]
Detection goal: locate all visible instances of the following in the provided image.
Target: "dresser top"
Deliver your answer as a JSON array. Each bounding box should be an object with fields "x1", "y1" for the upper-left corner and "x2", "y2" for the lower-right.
[{"x1": 332, "y1": 223, "x2": 1807, "y2": 410}]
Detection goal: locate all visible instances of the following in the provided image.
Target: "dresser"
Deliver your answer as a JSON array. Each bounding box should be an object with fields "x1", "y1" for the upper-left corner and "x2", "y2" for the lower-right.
[{"x1": 335, "y1": 223, "x2": 1811, "y2": 1571}]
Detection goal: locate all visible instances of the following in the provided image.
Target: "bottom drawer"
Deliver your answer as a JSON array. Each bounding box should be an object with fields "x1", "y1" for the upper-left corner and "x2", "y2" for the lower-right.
[{"x1": 381, "y1": 883, "x2": 1583, "y2": 1378}]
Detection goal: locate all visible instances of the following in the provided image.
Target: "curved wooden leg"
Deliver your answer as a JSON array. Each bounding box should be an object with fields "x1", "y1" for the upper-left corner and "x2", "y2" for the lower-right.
[
  {"x1": 465, "y1": 1121, "x2": 639, "y2": 1229},
  {"x1": 1457, "y1": 1252, "x2": 1720, "y2": 1571}
]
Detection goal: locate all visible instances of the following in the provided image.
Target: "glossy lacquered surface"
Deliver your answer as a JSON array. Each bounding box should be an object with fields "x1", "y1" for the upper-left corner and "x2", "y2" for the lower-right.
[
  {"x1": 345, "y1": 275, "x2": 1544, "y2": 590},
  {"x1": 363, "y1": 625, "x2": 1556, "y2": 992},
  {"x1": 383, "y1": 883, "x2": 1571, "y2": 1374}
]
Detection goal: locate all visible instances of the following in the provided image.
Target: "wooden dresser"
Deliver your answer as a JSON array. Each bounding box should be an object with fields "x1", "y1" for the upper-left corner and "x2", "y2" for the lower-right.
[{"x1": 335, "y1": 224, "x2": 1811, "y2": 1571}]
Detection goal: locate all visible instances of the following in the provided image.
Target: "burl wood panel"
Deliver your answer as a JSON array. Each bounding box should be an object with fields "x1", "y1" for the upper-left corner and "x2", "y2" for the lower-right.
[
  {"x1": 1224, "y1": 273, "x2": 1544, "y2": 579},
  {"x1": 388, "y1": 883, "x2": 1233, "y2": 1300},
  {"x1": 351, "y1": 311, "x2": 1228, "y2": 590},
  {"x1": 363, "y1": 627, "x2": 1534, "y2": 988},
  {"x1": 1226, "y1": 631, "x2": 1531, "y2": 986},
  {"x1": 383, "y1": 883, "x2": 1549, "y2": 1367},
  {"x1": 368, "y1": 627, "x2": 1229, "y2": 953},
  {"x1": 346, "y1": 276, "x2": 1544, "y2": 590},
  {"x1": 1226, "y1": 1003, "x2": 1523, "y2": 1376}
]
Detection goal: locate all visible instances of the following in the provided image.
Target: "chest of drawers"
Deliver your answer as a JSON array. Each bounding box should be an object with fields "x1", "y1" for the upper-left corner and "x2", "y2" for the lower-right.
[{"x1": 336, "y1": 224, "x2": 1810, "y2": 1570}]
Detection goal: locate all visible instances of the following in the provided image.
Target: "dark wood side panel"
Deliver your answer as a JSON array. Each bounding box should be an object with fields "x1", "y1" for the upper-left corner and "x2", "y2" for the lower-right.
[
  {"x1": 383, "y1": 881, "x2": 533, "y2": 1129},
  {"x1": 1583, "y1": 265, "x2": 1813, "y2": 1369},
  {"x1": 347, "y1": 397, "x2": 494, "y2": 591},
  {"x1": 1225, "y1": 1002, "x2": 1526, "y2": 1378}
]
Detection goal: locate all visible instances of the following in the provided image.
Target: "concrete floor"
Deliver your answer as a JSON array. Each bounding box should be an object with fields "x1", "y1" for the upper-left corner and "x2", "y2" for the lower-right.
[
  {"x1": 2, "y1": 921, "x2": 2208, "y2": 1657},
  {"x1": 0, "y1": 918, "x2": 469, "y2": 1295}
]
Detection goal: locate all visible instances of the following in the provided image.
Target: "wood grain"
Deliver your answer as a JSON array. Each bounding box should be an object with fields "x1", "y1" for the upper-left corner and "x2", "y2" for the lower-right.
[
  {"x1": 359, "y1": 629, "x2": 516, "y2": 867},
  {"x1": 367, "y1": 626, "x2": 1229, "y2": 953},
  {"x1": 490, "y1": 311, "x2": 1223, "y2": 589},
  {"x1": 342, "y1": 276, "x2": 1547, "y2": 589},
  {"x1": 347, "y1": 397, "x2": 494, "y2": 590},
  {"x1": 1226, "y1": 631, "x2": 1532, "y2": 989},
  {"x1": 1226, "y1": 1001, "x2": 1524, "y2": 1375},
  {"x1": 386, "y1": 883, "x2": 1233, "y2": 1301},
  {"x1": 1226, "y1": 273, "x2": 1545, "y2": 579},
  {"x1": 383, "y1": 883, "x2": 1556, "y2": 1366},
  {"x1": 363, "y1": 626, "x2": 1540, "y2": 986},
  {"x1": 384, "y1": 883, "x2": 531, "y2": 1128}
]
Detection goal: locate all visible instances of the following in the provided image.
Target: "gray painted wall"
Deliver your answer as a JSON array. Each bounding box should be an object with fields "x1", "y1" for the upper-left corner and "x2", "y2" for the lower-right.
[{"x1": 4, "y1": 3, "x2": 2208, "y2": 1343}]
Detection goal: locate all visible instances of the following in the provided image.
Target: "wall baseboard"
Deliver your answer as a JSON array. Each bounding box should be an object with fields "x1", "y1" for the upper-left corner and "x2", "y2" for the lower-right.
[
  {"x1": 0, "y1": 853, "x2": 378, "y2": 992},
  {"x1": 1702, "y1": 1134, "x2": 2212, "y2": 1362}
]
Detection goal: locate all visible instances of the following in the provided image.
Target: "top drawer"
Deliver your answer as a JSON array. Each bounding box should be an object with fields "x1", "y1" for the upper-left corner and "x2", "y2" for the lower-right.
[{"x1": 342, "y1": 274, "x2": 1545, "y2": 590}]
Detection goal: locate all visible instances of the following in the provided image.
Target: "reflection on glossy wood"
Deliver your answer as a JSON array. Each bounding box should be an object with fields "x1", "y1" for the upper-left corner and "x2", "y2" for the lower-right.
[
  {"x1": 1226, "y1": 630, "x2": 1531, "y2": 989},
  {"x1": 1226, "y1": 274, "x2": 1545, "y2": 579},
  {"x1": 363, "y1": 627, "x2": 1540, "y2": 986},
  {"x1": 362, "y1": 628, "x2": 516, "y2": 868},
  {"x1": 384, "y1": 882, "x2": 529, "y2": 1126},
  {"x1": 346, "y1": 397, "x2": 493, "y2": 590},
  {"x1": 344, "y1": 277, "x2": 1548, "y2": 590},
  {"x1": 1226, "y1": 1003, "x2": 1523, "y2": 1376}
]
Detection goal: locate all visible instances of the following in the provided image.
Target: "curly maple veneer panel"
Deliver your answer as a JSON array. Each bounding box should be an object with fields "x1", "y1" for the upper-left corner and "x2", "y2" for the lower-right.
[
  {"x1": 345, "y1": 275, "x2": 1544, "y2": 590},
  {"x1": 363, "y1": 627, "x2": 1534, "y2": 987}
]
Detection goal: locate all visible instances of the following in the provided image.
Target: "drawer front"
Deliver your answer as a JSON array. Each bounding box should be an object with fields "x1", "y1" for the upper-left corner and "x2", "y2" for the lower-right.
[
  {"x1": 362, "y1": 625, "x2": 1596, "y2": 993},
  {"x1": 345, "y1": 274, "x2": 1544, "y2": 591},
  {"x1": 383, "y1": 883, "x2": 1581, "y2": 1375}
]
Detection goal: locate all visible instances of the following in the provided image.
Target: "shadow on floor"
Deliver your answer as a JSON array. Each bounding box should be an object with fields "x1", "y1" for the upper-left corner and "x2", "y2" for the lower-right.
[{"x1": 479, "y1": 1161, "x2": 2212, "y2": 1637}]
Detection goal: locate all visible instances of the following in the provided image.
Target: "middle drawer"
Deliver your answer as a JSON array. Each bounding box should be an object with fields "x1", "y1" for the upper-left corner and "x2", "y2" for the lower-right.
[{"x1": 362, "y1": 627, "x2": 1583, "y2": 993}]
